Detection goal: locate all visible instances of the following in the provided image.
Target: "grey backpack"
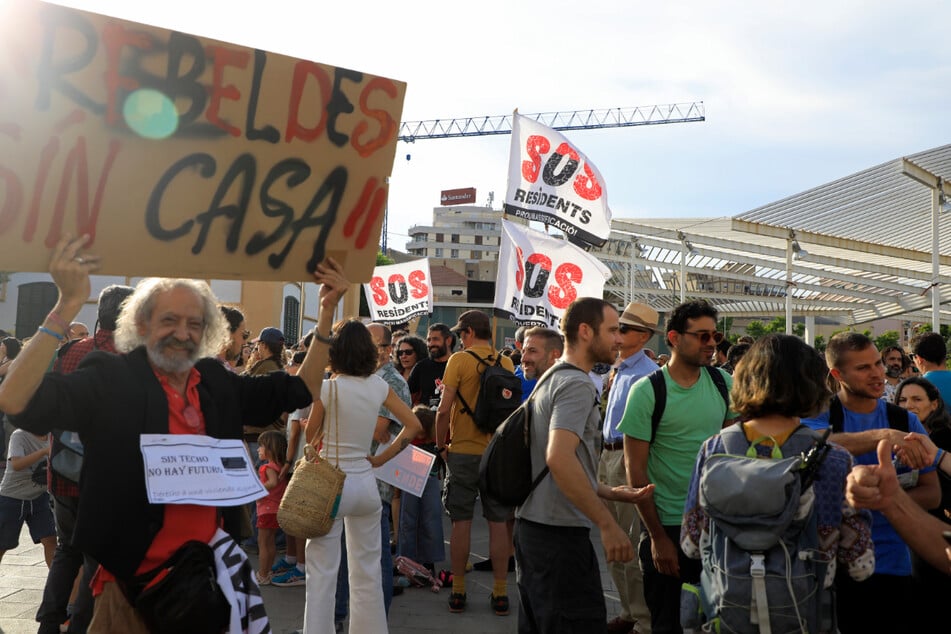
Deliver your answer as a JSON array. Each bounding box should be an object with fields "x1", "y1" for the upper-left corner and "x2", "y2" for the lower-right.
[{"x1": 682, "y1": 423, "x2": 833, "y2": 634}]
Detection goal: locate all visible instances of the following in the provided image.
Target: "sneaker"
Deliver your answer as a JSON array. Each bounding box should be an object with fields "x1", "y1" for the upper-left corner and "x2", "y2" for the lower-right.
[
  {"x1": 255, "y1": 571, "x2": 271, "y2": 586},
  {"x1": 271, "y1": 558, "x2": 294, "y2": 575},
  {"x1": 606, "y1": 616, "x2": 637, "y2": 634},
  {"x1": 448, "y1": 592, "x2": 467, "y2": 613},
  {"x1": 490, "y1": 593, "x2": 510, "y2": 616},
  {"x1": 271, "y1": 567, "x2": 306, "y2": 587}
]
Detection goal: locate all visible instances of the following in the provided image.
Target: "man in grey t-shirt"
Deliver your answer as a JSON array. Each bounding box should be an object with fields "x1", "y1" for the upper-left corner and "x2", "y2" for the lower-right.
[{"x1": 515, "y1": 298, "x2": 654, "y2": 633}]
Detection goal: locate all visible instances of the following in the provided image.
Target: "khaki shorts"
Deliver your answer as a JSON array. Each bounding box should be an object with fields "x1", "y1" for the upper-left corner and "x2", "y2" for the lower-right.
[{"x1": 442, "y1": 452, "x2": 512, "y2": 522}]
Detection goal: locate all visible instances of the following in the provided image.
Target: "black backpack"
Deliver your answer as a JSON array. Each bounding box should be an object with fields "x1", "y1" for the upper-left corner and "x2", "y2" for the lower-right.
[
  {"x1": 647, "y1": 365, "x2": 730, "y2": 442},
  {"x1": 828, "y1": 395, "x2": 908, "y2": 433},
  {"x1": 478, "y1": 364, "x2": 583, "y2": 507},
  {"x1": 456, "y1": 350, "x2": 522, "y2": 434}
]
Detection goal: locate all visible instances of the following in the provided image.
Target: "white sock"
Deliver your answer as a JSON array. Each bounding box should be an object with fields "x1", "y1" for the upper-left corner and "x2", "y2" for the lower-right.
[
  {"x1": 296, "y1": 563, "x2": 305, "y2": 573},
  {"x1": 285, "y1": 555, "x2": 297, "y2": 565}
]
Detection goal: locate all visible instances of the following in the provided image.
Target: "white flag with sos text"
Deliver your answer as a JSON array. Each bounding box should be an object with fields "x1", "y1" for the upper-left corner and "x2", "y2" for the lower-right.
[
  {"x1": 495, "y1": 219, "x2": 610, "y2": 328},
  {"x1": 363, "y1": 259, "x2": 432, "y2": 323},
  {"x1": 504, "y1": 112, "x2": 612, "y2": 247}
]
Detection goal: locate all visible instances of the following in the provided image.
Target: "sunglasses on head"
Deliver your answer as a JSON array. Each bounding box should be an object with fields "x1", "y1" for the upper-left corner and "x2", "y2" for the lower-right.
[
  {"x1": 396, "y1": 349, "x2": 415, "y2": 357},
  {"x1": 681, "y1": 330, "x2": 724, "y2": 344},
  {"x1": 619, "y1": 325, "x2": 650, "y2": 335}
]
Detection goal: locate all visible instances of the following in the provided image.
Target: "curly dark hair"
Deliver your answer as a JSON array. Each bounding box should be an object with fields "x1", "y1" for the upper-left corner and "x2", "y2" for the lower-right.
[
  {"x1": 329, "y1": 319, "x2": 378, "y2": 377},
  {"x1": 666, "y1": 300, "x2": 718, "y2": 346},
  {"x1": 396, "y1": 334, "x2": 427, "y2": 364},
  {"x1": 731, "y1": 334, "x2": 831, "y2": 419}
]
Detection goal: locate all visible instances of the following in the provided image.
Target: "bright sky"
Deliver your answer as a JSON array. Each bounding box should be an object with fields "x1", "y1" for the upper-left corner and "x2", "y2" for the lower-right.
[{"x1": 61, "y1": 0, "x2": 951, "y2": 252}]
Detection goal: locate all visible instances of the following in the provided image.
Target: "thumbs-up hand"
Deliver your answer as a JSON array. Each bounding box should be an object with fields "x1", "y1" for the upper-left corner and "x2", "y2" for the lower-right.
[{"x1": 846, "y1": 439, "x2": 900, "y2": 511}]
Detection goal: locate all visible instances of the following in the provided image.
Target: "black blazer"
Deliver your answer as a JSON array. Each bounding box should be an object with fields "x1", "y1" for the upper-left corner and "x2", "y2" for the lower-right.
[{"x1": 12, "y1": 346, "x2": 311, "y2": 579}]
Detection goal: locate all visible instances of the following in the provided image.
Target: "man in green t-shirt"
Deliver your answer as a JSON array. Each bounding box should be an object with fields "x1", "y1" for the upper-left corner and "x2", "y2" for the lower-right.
[{"x1": 619, "y1": 300, "x2": 733, "y2": 634}]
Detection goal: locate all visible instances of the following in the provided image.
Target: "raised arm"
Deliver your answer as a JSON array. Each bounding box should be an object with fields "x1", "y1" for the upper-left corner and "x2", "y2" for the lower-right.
[
  {"x1": 0, "y1": 236, "x2": 98, "y2": 415},
  {"x1": 295, "y1": 258, "x2": 348, "y2": 404}
]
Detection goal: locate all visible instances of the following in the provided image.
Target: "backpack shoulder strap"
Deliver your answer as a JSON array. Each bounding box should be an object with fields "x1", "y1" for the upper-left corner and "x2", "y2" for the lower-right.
[
  {"x1": 828, "y1": 395, "x2": 844, "y2": 433},
  {"x1": 704, "y1": 365, "x2": 730, "y2": 415},
  {"x1": 648, "y1": 369, "x2": 667, "y2": 443},
  {"x1": 525, "y1": 363, "x2": 587, "y2": 496},
  {"x1": 718, "y1": 421, "x2": 750, "y2": 455},
  {"x1": 885, "y1": 402, "x2": 910, "y2": 433}
]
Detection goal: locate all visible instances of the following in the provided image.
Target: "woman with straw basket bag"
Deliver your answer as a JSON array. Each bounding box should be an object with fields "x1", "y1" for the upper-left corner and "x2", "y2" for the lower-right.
[{"x1": 298, "y1": 318, "x2": 422, "y2": 634}]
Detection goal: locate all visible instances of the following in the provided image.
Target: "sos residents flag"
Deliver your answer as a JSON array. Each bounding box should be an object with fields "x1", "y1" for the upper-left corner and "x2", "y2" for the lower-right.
[
  {"x1": 495, "y1": 220, "x2": 611, "y2": 328},
  {"x1": 504, "y1": 113, "x2": 612, "y2": 248},
  {"x1": 363, "y1": 260, "x2": 433, "y2": 323}
]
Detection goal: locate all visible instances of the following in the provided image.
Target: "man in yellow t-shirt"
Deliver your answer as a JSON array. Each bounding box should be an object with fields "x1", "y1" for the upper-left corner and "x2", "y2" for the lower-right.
[{"x1": 434, "y1": 310, "x2": 514, "y2": 616}]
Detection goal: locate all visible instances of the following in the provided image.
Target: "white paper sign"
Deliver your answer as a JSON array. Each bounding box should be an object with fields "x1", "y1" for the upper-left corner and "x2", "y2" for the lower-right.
[
  {"x1": 363, "y1": 259, "x2": 433, "y2": 323},
  {"x1": 372, "y1": 443, "x2": 436, "y2": 498},
  {"x1": 495, "y1": 219, "x2": 612, "y2": 328},
  {"x1": 139, "y1": 434, "x2": 266, "y2": 506},
  {"x1": 504, "y1": 112, "x2": 612, "y2": 247}
]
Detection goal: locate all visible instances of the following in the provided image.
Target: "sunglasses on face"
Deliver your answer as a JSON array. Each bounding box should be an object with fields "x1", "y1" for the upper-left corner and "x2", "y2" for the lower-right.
[
  {"x1": 619, "y1": 325, "x2": 650, "y2": 335},
  {"x1": 396, "y1": 349, "x2": 415, "y2": 357},
  {"x1": 681, "y1": 330, "x2": 724, "y2": 345}
]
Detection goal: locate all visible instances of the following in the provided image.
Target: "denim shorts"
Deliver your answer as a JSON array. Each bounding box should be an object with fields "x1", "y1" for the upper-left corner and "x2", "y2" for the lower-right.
[{"x1": 0, "y1": 492, "x2": 55, "y2": 550}]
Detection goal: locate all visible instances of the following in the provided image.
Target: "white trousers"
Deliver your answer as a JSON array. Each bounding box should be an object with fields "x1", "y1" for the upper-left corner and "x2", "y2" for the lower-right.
[{"x1": 303, "y1": 463, "x2": 386, "y2": 634}]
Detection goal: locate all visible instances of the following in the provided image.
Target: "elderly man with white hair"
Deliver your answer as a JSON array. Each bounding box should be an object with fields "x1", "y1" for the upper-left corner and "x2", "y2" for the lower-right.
[{"x1": 0, "y1": 235, "x2": 348, "y2": 633}]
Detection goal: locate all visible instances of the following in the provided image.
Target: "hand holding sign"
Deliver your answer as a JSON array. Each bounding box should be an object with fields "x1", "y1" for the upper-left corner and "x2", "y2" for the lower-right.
[
  {"x1": 50, "y1": 235, "x2": 100, "y2": 309},
  {"x1": 314, "y1": 257, "x2": 349, "y2": 313}
]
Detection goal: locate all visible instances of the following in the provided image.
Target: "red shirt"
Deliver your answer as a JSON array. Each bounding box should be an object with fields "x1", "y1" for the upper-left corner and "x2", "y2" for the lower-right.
[{"x1": 94, "y1": 366, "x2": 217, "y2": 592}]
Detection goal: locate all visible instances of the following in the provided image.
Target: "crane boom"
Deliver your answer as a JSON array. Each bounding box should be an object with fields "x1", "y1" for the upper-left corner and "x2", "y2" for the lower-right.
[{"x1": 398, "y1": 101, "x2": 704, "y2": 143}]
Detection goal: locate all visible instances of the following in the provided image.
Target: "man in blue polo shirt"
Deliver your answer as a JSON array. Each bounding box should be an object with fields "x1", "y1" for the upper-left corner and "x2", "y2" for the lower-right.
[{"x1": 803, "y1": 332, "x2": 939, "y2": 634}]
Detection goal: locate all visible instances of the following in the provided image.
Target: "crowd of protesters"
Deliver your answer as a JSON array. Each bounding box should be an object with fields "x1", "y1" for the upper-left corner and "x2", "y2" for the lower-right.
[{"x1": 2, "y1": 240, "x2": 951, "y2": 633}]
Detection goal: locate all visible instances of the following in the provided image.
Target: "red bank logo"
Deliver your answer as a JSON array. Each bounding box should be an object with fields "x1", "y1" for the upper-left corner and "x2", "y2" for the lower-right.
[{"x1": 439, "y1": 187, "x2": 476, "y2": 206}]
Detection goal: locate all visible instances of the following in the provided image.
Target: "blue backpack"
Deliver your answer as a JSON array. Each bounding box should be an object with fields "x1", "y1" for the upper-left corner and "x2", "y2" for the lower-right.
[{"x1": 682, "y1": 423, "x2": 833, "y2": 634}]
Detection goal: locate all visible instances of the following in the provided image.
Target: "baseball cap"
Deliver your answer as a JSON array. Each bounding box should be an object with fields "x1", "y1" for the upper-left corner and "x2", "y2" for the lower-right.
[
  {"x1": 254, "y1": 327, "x2": 285, "y2": 345},
  {"x1": 450, "y1": 310, "x2": 490, "y2": 334}
]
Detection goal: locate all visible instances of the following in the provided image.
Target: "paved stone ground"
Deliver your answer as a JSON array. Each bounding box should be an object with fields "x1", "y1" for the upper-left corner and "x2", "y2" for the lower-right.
[{"x1": 0, "y1": 500, "x2": 624, "y2": 633}]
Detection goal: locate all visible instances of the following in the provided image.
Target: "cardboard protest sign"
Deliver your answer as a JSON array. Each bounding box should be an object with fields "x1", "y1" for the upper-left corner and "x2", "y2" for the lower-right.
[
  {"x1": 0, "y1": 1, "x2": 406, "y2": 282},
  {"x1": 364, "y1": 259, "x2": 432, "y2": 323},
  {"x1": 503, "y1": 112, "x2": 612, "y2": 248},
  {"x1": 495, "y1": 219, "x2": 611, "y2": 327}
]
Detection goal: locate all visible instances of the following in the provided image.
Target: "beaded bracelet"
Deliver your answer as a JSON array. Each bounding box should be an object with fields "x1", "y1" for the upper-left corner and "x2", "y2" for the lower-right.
[
  {"x1": 37, "y1": 326, "x2": 65, "y2": 341},
  {"x1": 313, "y1": 331, "x2": 333, "y2": 345}
]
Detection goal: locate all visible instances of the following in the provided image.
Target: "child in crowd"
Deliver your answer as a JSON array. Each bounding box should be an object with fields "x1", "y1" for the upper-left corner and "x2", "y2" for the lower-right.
[
  {"x1": 255, "y1": 430, "x2": 289, "y2": 586},
  {"x1": 271, "y1": 349, "x2": 310, "y2": 587},
  {"x1": 0, "y1": 429, "x2": 55, "y2": 566},
  {"x1": 398, "y1": 406, "x2": 445, "y2": 573}
]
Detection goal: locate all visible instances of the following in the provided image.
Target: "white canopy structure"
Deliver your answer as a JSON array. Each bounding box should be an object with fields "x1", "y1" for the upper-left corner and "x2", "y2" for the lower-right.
[{"x1": 594, "y1": 144, "x2": 951, "y2": 329}]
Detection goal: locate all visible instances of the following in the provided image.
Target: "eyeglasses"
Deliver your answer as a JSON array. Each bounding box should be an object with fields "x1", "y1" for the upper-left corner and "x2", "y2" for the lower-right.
[
  {"x1": 681, "y1": 330, "x2": 724, "y2": 345},
  {"x1": 619, "y1": 325, "x2": 650, "y2": 335},
  {"x1": 396, "y1": 349, "x2": 415, "y2": 357},
  {"x1": 242, "y1": 330, "x2": 250, "y2": 341}
]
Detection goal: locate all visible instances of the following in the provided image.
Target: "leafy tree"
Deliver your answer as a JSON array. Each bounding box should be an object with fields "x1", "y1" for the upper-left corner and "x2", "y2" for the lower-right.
[
  {"x1": 874, "y1": 330, "x2": 900, "y2": 352},
  {"x1": 745, "y1": 317, "x2": 804, "y2": 339}
]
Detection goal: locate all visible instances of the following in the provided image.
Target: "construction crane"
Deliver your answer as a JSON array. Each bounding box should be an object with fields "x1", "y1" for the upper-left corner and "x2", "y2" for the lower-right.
[
  {"x1": 397, "y1": 101, "x2": 704, "y2": 143},
  {"x1": 382, "y1": 101, "x2": 705, "y2": 251}
]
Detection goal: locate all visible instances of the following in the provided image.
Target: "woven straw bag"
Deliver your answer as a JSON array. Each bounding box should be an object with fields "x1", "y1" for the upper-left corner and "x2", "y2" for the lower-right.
[{"x1": 278, "y1": 380, "x2": 346, "y2": 538}]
